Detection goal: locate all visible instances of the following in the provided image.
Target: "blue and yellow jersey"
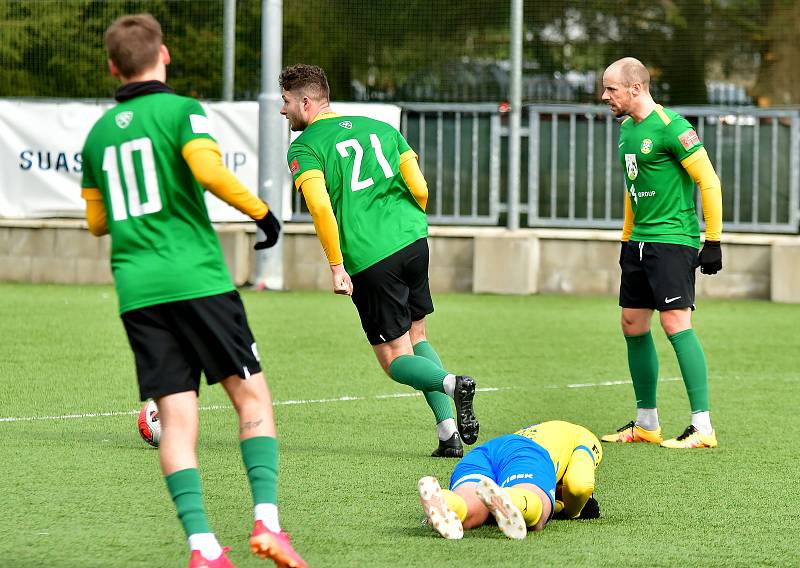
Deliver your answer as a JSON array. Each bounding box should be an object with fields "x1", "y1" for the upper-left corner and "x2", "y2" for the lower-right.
[{"x1": 514, "y1": 421, "x2": 602, "y2": 482}]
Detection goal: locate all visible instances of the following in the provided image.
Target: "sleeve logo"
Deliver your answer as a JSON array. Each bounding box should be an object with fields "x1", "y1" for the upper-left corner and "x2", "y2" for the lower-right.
[
  {"x1": 678, "y1": 129, "x2": 700, "y2": 150},
  {"x1": 115, "y1": 111, "x2": 133, "y2": 129},
  {"x1": 290, "y1": 158, "x2": 300, "y2": 174},
  {"x1": 189, "y1": 114, "x2": 213, "y2": 135}
]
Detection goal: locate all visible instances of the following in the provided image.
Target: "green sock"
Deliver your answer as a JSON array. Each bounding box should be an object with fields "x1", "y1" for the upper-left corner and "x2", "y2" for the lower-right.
[
  {"x1": 388, "y1": 354, "x2": 448, "y2": 393},
  {"x1": 165, "y1": 468, "x2": 211, "y2": 537},
  {"x1": 625, "y1": 331, "x2": 659, "y2": 409},
  {"x1": 241, "y1": 436, "x2": 279, "y2": 505},
  {"x1": 413, "y1": 340, "x2": 444, "y2": 368},
  {"x1": 414, "y1": 341, "x2": 455, "y2": 424},
  {"x1": 668, "y1": 329, "x2": 710, "y2": 412}
]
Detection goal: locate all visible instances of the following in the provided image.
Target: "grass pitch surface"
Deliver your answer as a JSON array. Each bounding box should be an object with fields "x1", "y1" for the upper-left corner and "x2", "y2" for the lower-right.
[{"x1": 0, "y1": 283, "x2": 798, "y2": 567}]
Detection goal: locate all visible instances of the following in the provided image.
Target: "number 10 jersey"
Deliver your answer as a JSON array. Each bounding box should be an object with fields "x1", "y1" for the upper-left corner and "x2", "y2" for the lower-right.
[{"x1": 81, "y1": 93, "x2": 233, "y2": 314}]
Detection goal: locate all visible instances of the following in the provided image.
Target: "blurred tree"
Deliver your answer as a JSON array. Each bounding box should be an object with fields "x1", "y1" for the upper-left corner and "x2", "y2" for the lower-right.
[
  {"x1": 0, "y1": 0, "x2": 796, "y2": 105},
  {"x1": 750, "y1": 0, "x2": 800, "y2": 106}
]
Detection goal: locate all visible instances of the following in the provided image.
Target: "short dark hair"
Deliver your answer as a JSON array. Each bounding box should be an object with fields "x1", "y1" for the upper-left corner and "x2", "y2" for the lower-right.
[
  {"x1": 104, "y1": 14, "x2": 162, "y2": 78},
  {"x1": 279, "y1": 64, "x2": 330, "y2": 101}
]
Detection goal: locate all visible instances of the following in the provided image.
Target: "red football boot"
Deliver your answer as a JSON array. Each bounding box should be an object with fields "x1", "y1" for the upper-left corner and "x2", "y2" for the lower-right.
[
  {"x1": 188, "y1": 546, "x2": 236, "y2": 568},
  {"x1": 250, "y1": 520, "x2": 307, "y2": 568}
]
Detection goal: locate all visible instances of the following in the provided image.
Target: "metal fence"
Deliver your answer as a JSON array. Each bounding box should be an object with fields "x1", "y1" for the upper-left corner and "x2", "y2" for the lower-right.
[
  {"x1": 523, "y1": 105, "x2": 800, "y2": 233},
  {"x1": 293, "y1": 104, "x2": 800, "y2": 235}
]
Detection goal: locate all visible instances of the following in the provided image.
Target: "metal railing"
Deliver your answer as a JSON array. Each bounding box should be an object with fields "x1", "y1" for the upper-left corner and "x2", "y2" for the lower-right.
[{"x1": 291, "y1": 104, "x2": 800, "y2": 234}]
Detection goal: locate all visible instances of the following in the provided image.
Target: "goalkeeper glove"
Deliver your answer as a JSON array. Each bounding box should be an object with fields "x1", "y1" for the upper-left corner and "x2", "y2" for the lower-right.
[
  {"x1": 619, "y1": 241, "x2": 628, "y2": 267},
  {"x1": 254, "y1": 209, "x2": 281, "y2": 250},
  {"x1": 698, "y1": 241, "x2": 722, "y2": 275}
]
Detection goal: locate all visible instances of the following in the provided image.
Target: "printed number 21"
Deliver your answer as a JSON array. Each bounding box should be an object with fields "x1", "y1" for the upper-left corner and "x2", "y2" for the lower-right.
[
  {"x1": 336, "y1": 134, "x2": 393, "y2": 191},
  {"x1": 102, "y1": 137, "x2": 162, "y2": 221}
]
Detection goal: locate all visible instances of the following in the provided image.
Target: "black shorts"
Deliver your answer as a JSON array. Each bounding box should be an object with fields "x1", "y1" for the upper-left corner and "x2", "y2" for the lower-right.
[
  {"x1": 350, "y1": 238, "x2": 435, "y2": 345},
  {"x1": 619, "y1": 241, "x2": 699, "y2": 311},
  {"x1": 121, "y1": 291, "x2": 261, "y2": 400}
]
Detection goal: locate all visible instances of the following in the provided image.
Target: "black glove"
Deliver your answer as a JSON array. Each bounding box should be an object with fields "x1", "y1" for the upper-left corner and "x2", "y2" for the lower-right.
[
  {"x1": 553, "y1": 495, "x2": 601, "y2": 520},
  {"x1": 578, "y1": 496, "x2": 601, "y2": 519},
  {"x1": 254, "y1": 209, "x2": 281, "y2": 250},
  {"x1": 619, "y1": 241, "x2": 628, "y2": 267},
  {"x1": 698, "y1": 241, "x2": 722, "y2": 275}
]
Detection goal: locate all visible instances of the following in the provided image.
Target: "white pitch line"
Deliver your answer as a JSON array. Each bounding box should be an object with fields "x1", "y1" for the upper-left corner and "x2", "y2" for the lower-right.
[
  {"x1": 0, "y1": 387, "x2": 508, "y2": 424},
  {"x1": 553, "y1": 377, "x2": 682, "y2": 389}
]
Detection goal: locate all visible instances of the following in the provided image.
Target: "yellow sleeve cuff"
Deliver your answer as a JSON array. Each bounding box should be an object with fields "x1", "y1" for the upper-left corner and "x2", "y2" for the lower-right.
[
  {"x1": 182, "y1": 139, "x2": 268, "y2": 220},
  {"x1": 294, "y1": 169, "x2": 325, "y2": 191},
  {"x1": 399, "y1": 156, "x2": 428, "y2": 210},
  {"x1": 621, "y1": 192, "x2": 634, "y2": 241},
  {"x1": 300, "y1": 177, "x2": 343, "y2": 265},
  {"x1": 81, "y1": 187, "x2": 102, "y2": 201},
  {"x1": 399, "y1": 149, "x2": 418, "y2": 164},
  {"x1": 682, "y1": 148, "x2": 723, "y2": 241},
  {"x1": 84, "y1": 196, "x2": 108, "y2": 236}
]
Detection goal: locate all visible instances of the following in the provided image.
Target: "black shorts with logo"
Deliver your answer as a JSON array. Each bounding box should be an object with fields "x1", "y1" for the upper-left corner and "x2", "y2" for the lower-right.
[
  {"x1": 121, "y1": 290, "x2": 261, "y2": 400},
  {"x1": 619, "y1": 241, "x2": 699, "y2": 311},
  {"x1": 350, "y1": 237, "x2": 435, "y2": 345}
]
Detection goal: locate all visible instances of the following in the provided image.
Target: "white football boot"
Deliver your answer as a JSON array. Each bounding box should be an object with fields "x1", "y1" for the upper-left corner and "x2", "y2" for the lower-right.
[
  {"x1": 475, "y1": 478, "x2": 527, "y2": 540},
  {"x1": 418, "y1": 476, "x2": 464, "y2": 540}
]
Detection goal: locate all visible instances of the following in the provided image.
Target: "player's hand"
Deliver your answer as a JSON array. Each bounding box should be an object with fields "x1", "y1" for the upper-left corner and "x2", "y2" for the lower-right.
[
  {"x1": 578, "y1": 496, "x2": 600, "y2": 519},
  {"x1": 619, "y1": 241, "x2": 628, "y2": 267},
  {"x1": 330, "y1": 263, "x2": 352, "y2": 296},
  {"x1": 698, "y1": 240, "x2": 722, "y2": 275},
  {"x1": 254, "y1": 209, "x2": 281, "y2": 250}
]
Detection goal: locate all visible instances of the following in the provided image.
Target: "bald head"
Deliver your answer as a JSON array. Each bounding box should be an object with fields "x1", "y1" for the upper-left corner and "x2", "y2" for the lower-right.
[
  {"x1": 601, "y1": 57, "x2": 656, "y2": 121},
  {"x1": 605, "y1": 57, "x2": 650, "y2": 91}
]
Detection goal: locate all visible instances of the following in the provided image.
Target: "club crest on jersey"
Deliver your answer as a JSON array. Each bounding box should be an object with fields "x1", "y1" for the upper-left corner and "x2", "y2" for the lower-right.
[
  {"x1": 625, "y1": 153, "x2": 638, "y2": 180},
  {"x1": 339, "y1": 121, "x2": 353, "y2": 129},
  {"x1": 679, "y1": 129, "x2": 700, "y2": 150},
  {"x1": 640, "y1": 138, "x2": 653, "y2": 154},
  {"x1": 115, "y1": 111, "x2": 133, "y2": 129}
]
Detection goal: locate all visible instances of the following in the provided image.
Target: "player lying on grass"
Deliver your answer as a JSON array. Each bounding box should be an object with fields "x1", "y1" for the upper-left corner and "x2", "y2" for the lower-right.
[{"x1": 418, "y1": 421, "x2": 602, "y2": 539}]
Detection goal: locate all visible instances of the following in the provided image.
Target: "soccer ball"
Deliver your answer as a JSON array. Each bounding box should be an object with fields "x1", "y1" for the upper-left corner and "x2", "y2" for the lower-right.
[{"x1": 137, "y1": 399, "x2": 160, "y2": 448}]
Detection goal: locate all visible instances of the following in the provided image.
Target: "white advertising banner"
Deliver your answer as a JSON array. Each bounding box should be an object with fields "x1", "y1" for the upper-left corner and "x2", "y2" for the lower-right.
[{"x1": 0, "y1": 99, "x2": 401, "y2": 221}]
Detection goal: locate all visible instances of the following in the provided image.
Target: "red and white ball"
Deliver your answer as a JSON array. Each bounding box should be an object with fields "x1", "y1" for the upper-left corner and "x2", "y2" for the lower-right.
[{"x1": 137, "y1": 399, "x2": 160, "y2": 448}]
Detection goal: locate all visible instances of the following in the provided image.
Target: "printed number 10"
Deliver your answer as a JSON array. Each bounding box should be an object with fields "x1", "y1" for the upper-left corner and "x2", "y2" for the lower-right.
[
  {"x1": 102, "y1": 137, "x2": 163, "y2": 221},
  {"x1": 336, "y1": 134, "x2": 394, "y2": 191}
]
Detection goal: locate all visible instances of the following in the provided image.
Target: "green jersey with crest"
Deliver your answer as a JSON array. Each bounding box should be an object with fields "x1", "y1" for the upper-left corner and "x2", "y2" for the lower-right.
[
  {"x1": 81, "y1": 92, "x2": 233, "y2": 314},
  {"x1": 287, "y1": 115, "x2": 427, "y2": 275},
  {"x1": 618, "y1": 105, "x2": 703, "y2": 248}
]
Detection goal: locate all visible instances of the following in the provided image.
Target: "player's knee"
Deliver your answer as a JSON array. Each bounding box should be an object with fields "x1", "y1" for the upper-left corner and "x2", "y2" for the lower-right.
[
  {"x1": 621, "y1": 310, "x2": 649, "y2": 335},
  {"x1": 659, "y1": 309, "x2": 691, "y2": 336}
]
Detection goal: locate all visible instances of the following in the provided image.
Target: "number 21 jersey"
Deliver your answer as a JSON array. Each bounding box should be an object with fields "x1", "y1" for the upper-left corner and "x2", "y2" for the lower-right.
[{"x1": 287, "y1": 115, "x2": 428, "y2": 275}]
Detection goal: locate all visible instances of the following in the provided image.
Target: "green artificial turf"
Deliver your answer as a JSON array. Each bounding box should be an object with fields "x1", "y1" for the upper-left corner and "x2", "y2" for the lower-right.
[{"x1": 0, "y1": 284, "x2": 798, "y2": 567}]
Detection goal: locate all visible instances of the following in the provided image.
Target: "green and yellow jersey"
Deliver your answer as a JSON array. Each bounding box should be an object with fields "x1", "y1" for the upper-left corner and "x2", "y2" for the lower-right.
[
  {"x1": 81, "y1": 92, "x2": 234, "y2": 314},
  {"x1": 287, "y1": 114, "x2": 427, "y2": 275},
  {"x1": 618, "y1": 105, "x2": 707, "y2": 248}
]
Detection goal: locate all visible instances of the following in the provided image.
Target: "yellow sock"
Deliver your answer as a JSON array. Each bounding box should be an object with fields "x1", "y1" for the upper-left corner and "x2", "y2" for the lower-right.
[
  {"x1": 442, "y1": 489, "x2": 467, "y2": 522},
  {"x1": 506, "y1": 487, "x2": 543, "y2": 527}
]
